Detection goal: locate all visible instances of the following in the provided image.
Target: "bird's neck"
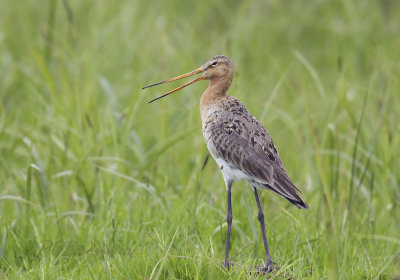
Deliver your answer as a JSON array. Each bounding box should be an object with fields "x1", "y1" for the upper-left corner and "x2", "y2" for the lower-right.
[{"x1": 200, "y1": 77, "x2": 232, "y2": 109}]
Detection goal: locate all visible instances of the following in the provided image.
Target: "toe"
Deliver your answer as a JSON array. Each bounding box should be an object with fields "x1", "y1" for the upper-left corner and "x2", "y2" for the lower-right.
[
  {"x1": 266, "y1": 259, "x2": 274, "y2": 273},
  {"x1": 223, "y1": 261, "x2": 230, "y2": 269}
]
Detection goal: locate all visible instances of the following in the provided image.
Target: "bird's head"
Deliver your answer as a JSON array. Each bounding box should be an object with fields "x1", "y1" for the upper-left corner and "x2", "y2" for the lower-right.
[
  {"x1": 201, "y1": 55, "x2": 234, "y2": 80},
  {"x1": 142, "y1": 55, "x2": 233, "y2": 103}
]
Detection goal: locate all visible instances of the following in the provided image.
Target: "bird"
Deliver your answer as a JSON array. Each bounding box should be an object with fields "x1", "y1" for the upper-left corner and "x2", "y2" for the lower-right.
[{"x1": 142, "y1": 55, "x2": 309, "y2": 273}]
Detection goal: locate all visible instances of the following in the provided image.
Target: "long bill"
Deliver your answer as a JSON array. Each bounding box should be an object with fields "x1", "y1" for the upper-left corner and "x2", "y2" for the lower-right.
[
  {"x1": 147, "y1": 75, "x2": 206, "y2": 103},
  {"x1": 141, "y1": 67, "x2": 205, "y2": 103}
]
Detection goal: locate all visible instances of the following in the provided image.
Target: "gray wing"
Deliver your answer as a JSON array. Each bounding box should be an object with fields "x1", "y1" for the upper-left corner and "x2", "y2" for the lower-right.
[{"x1": 206, "y1": 97, "x2": 308, "y2": 209}]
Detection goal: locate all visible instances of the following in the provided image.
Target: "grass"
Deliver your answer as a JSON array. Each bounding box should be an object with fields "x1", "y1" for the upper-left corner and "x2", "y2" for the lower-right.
[{"x1": 1, "y1": 0, "x2": 399, "y2": 279}]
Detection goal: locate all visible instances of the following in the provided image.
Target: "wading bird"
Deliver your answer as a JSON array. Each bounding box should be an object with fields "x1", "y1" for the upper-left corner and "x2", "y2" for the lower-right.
[{"x1": 142, "y1": 55, "x2": 309, "y2": 272}]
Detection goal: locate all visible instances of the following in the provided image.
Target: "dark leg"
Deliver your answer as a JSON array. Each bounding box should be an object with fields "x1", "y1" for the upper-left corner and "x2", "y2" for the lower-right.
[
  {"x1": 223, "y1": 180, "x2": 233, "y2": 268},
  {"x1": 253, "y1": 187, "x2": 273, "y2": 272}
]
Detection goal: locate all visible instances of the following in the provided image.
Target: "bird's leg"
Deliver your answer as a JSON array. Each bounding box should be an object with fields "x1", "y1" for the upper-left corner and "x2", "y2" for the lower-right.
[
  {"x1": 253, "y1": 187, "x2": 273, "y2": 273},
  {"x1": 223, "y1": 180, "x2": 233, "y2": 269}
]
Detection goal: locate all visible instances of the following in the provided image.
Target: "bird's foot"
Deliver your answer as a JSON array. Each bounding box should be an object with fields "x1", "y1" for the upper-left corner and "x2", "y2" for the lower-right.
[
  {"x1": 253, "y1": 259, "x2": 276, "y2": 274},
  {"x1": 265, "y1": 258, "x2": 275, "y2": 273},
  {"x1": 222, "y1": 260, "x2": 230, "y2": 270},
  {"x1": 265, "y1": 263, "x2": 272, "y2": 274}
]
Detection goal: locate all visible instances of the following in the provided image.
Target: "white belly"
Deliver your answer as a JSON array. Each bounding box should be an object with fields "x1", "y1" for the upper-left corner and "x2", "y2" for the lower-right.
[{"x1": 213, "y1": 156, "x2": 252, "y2": 185}]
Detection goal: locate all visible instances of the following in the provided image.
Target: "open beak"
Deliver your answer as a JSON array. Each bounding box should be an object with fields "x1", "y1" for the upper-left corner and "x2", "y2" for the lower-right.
[{"x1": 142, "y1": 67, "x2": 205, "y2": 103}]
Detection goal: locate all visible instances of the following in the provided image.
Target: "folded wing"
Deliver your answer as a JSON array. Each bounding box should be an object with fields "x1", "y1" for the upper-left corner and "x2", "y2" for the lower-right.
[{"x1": 207, "y1": 97, "x2": 308, "y2": 209}]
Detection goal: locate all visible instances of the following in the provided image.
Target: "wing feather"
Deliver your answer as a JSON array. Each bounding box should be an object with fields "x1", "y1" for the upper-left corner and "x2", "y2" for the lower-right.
[{"x1": 205, "y1": 96, "x2": 308, "y2": 209}]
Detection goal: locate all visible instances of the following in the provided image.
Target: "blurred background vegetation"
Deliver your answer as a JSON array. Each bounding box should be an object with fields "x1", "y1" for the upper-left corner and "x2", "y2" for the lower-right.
[{"x1": 0, "y1": 0, "x2": 399, "y2": 279}]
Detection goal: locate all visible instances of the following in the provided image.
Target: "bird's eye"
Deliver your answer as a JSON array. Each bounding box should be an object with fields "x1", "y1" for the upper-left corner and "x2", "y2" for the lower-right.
[{"x1": 211, "y1": 61, "x2": 218, "y2": 67}]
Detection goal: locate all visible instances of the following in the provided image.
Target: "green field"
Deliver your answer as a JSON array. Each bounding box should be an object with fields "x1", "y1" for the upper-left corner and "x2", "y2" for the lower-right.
[{"x1": 1, "y1": 0, "x2": 399, "y2": 279}]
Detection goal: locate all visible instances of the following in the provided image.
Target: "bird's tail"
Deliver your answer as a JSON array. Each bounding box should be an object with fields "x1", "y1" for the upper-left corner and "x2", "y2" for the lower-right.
[{"x1": 263, "y1": 169, "x2": 309, "y2": 209}]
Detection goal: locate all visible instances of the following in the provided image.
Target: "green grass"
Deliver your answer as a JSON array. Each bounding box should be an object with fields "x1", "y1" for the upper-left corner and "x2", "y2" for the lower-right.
[{"x1": 1, "y1": 0, "x2": 399, "y2": 279}]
